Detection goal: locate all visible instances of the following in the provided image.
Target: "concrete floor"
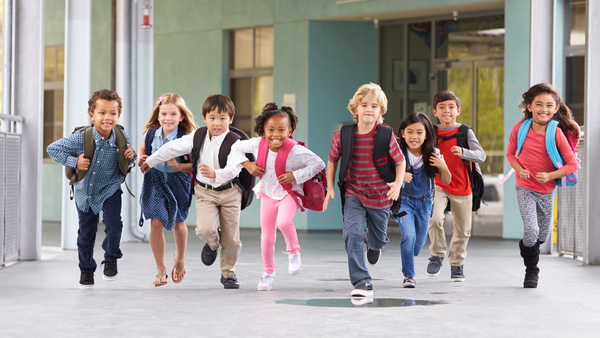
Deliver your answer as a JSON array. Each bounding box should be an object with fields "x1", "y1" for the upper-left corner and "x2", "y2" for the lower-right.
[{"x1": 1, "y1": 222, "x2": 599, "y2": 337}]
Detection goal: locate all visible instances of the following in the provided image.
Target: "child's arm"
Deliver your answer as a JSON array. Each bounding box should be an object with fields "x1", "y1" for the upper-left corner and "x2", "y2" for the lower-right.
[
  {"x1": 166, "y1": 159, "x2": 192, "y2": 173},
  {"x1": 386, "y1": 161, "x2": 405, "y2": 201},
  {"x1": 322, "y1": 160, "x2": 338, "y2": 212},
  {"x1": 455, "y1": 129, "x2": 486, "y2": 163},
  {"x1": 535, "y1": 127, "x2": 578, "y2": 183},
  {"x1": 141, "y1": 133, "x2": 194, "y2": 173},
  {"x1": 278, "y1": 146, "x2": 325, "y2": 185},
  {"x1": 46, "y1": 131, "x2": 84, "y2": 169},
  {"x1": 213, "y1": 138, "x2": 259, "y2": 183},
  {"x1": 430, "y1": 152, "x2": 451, "y2": 185},
  {"x1": 137, "y1": 142, "x2": 147, "y2": 169}
]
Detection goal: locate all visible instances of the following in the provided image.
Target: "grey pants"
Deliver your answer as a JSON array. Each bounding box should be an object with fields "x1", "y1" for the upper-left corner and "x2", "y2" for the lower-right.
[{"x1": 516, "y1": 186, "x2": 555, "y2": 247}]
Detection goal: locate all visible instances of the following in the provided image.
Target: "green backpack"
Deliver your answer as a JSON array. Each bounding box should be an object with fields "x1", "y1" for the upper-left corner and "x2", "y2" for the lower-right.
[{"x1": 64, "y1": 125, "x2": 134, "y2": 199}]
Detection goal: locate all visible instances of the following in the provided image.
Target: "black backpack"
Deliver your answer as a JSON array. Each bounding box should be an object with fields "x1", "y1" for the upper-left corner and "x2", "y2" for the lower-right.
[
  {"x1": 64, "y1": 124, "x2": 135, "y2": 200},
  {"x1": 190, "y1": 127, "x2": 256, "y2": 210},
  {"x1": 433, "y1": 124, "x2": 485, "y2": 212},
  {"x1": 338, "y1": 123, "x2": 405, "y2": 217}
]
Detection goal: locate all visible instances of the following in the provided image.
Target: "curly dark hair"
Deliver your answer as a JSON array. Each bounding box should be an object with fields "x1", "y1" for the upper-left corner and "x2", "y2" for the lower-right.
[
  {"x1": 88, "y1": 89, "x2": 122, "y2": 114},
  {"x1": 254, "y1": 102, "x2": 299, "y2": 136}
]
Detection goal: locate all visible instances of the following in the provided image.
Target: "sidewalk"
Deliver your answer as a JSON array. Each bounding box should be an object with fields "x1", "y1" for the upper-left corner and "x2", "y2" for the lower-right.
[{"x1": 1, "y1": 222, "x2": 599, "y2": 337}]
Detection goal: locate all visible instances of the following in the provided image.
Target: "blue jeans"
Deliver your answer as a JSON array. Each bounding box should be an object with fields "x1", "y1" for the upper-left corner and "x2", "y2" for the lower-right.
[
  {"x1": 76, "y1": 189, "x2": 124, "y2": 273},
  {"x1": 343, "y1": 195, "x2": 390, "y2": 287},
  {"x1": 397, "y1": 190, "x2": 433, "y2": 277}
]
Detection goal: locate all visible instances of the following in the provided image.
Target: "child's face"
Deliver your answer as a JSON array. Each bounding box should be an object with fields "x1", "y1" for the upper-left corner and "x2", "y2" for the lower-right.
[
  {"x1": 264, "y1": 115, "x2": 292, "y2": 152},
  {"x1": 433, "y1": 100, "x2": 461, "y2": 128},
  {"x1": 158, "y1": 103, "x2": 184, "y2": 136},
  {"x1": 356, "y1": 99, "x2": 381, "y2": 125},
  {"x1": 401, "y1": 121, "x2": 426, "y2": 154},
  {"x1": 89, "y1": 99, "x2": 120, "y2": 138},
  {"x1": 203, "y1": 109, "x2": 233, "y2": 138},
  {"x1": 527, "y1": 93, "x2": 558, "y2": 126}
]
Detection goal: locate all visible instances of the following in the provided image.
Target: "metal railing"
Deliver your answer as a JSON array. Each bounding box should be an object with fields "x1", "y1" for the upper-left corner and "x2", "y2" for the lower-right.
[
  {"x1": 0, "y1": 113, "x2": 22, "y2": 265},
  {"x1": 556, "y1": 137, "x2": 585, "y2": 258}
]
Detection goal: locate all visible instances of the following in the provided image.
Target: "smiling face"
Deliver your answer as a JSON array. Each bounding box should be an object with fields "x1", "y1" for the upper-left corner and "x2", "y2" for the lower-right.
[
  {"x1": 89, "y1": 99, "x2": 120, "y2": 139},
  {"x1": 355, "y1": 99, "x2": 382, "y2": 126},
  {"x1": 527, "y1": 93, "x2": 559, "y2": 126},
  {"x1": 158, "y1": 103, "x2": 184, "y2": 137},
  {"x1": 433, "y1": 99, "x2": 461, "y2": 128},
  {"x1": 401, "y1": 121, "x2": 427, "y2": 156},
  {"x1": 203, "y1": 109, "x2": 233, "y2": 138},
  {"x1": 264, "y1": 114, "x2": 292, "y2": 152}
]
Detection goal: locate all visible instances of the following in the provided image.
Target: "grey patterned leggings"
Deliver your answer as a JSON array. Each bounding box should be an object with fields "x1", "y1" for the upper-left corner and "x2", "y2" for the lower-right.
[{"x1": 516, "y1": 186, "x2": 555, "y2": 247}]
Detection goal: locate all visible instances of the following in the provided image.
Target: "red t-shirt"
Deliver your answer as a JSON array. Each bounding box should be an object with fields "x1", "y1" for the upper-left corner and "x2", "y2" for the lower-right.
[
  {"x1": 329, "y1": 124, "x2": 404, "y2": 210},
  {"x1": 435, "y1": 127, "x2": 471, "y2": 196}
]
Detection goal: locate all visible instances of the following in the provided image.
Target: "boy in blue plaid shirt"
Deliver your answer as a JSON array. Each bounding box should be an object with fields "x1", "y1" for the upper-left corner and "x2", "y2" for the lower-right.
[{"x1": 47, "y1": 89, "x2": 136, "y2": 288}]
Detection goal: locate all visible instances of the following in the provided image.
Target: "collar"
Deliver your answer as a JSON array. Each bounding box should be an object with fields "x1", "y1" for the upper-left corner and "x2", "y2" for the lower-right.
[
  {"x1": 92, "y1": 126, "x2": 116, "y2": 145},
  {"x1": 154, "y1": 126, "x2": 179, "y2": 141},
  {"x1": 208, "y1": 128, "x2": 230, "y2": 143}
]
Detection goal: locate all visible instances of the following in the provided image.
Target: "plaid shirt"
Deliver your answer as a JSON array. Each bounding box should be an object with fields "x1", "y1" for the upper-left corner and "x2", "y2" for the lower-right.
[{"x1": 47, "y1": 126, "x2": 136, "y2": 214}]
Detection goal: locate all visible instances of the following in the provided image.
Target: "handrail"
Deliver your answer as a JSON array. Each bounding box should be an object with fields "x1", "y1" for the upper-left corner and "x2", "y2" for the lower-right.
[{"x1": 0, "y1": 113, "x2": 24, "y2": 122}]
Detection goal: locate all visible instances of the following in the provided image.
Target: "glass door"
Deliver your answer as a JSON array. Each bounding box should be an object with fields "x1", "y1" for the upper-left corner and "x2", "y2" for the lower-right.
[{"x1": 433, "y1": 59, "x2": 504, "y2": 175}]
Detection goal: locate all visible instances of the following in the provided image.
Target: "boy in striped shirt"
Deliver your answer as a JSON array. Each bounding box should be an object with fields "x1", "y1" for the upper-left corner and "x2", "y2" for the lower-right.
[{"x1": 323, "y1": 83, "x2": 405, "y2": 298}]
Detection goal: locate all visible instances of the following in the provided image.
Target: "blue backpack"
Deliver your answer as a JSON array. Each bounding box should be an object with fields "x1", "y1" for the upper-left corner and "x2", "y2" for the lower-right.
[{"x1": 516, "y1": 118, "x2": 577, "y2": 187}]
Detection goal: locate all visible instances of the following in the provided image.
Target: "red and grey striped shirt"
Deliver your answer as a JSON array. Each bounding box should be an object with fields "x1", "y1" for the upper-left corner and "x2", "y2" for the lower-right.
[{"x1": 328, "y1": 124, "x2": 404, "y2": 210}]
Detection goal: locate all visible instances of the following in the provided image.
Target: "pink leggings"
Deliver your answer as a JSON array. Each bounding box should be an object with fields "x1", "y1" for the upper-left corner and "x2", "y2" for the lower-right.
[{"x1": 260, "y1": 193, "x2": 300, "y2": 274}]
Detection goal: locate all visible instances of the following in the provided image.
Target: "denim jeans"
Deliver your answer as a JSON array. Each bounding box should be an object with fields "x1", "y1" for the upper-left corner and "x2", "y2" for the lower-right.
[
  {"x1": 76, "y1": 189, "x2": 124, "y2": 273},
  {"x1": 343, "y1": 195, "x2": 390, "y2": 287},
  {"x1": 397, "y1": 191, "x2": 433, "y2": 277}
]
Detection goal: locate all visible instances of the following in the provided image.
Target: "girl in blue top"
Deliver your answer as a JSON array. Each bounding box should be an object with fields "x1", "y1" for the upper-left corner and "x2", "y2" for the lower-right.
[
  {"x1": 138, "y1": 94, "x2": 197, "y2": 287},
  {"x1": 397, "y1": 113, "x2": 451, "y2": 288}
]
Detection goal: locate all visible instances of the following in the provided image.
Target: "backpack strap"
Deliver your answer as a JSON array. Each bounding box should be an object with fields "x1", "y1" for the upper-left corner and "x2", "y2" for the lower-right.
[
  {"x1": 145, "y1": 127, "x2": 156, "y2": 157},
  {"x1": 456, "y1": 124, "x2": 470, "y2": 149},
  {"x1": 219, "y1": 131, "x2": 242, "y2": 169},
  {"x1": 256, "y1": 137, "x2": 269, "y2": 177},
  {"x1": 516, "y1": 119, "x2": 533, "y2": 157},
  {"x1": 76, "y1": 127, "x2": 96, "y2": 181},
  {"x1": 190, "y1": 127, "x2": 208, "y2": 179},
  {"x1": 338, "y1": 124, "x2": 355, "y2": 185},
  {"x1": 373, "y1": 124, "x2": 395, "y2": 183},
  {"x1": 114, "y1": 125, "x2": 135, "y2": 198}
]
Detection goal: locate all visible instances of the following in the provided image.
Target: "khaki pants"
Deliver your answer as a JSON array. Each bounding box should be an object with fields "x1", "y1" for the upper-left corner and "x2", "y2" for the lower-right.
[
  {"x1": 428, "y1": 185, "x2": 472, "y2": 266},
  {"x1": 195, "y1": 184, "x2": 242, "y2": 278}
]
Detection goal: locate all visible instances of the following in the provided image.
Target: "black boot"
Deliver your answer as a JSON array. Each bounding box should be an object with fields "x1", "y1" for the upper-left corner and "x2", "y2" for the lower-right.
[{"x1": 519, "y1": 240, "x2": 540, "y2": 288}]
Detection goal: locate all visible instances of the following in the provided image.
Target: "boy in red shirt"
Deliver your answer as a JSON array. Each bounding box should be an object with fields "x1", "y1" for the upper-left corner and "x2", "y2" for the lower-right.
[
  {"x1": 427, "y1": 90, "x2": 486, "y2": 282},
  {"x1": 323, "y1": 83, "x2": 405, "y2": 298}
]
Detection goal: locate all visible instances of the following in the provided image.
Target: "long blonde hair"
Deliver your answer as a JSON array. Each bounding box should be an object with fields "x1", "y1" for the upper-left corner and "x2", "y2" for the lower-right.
[{"x1": 143, "y1": 93, "x2": 197, "y2": 134}]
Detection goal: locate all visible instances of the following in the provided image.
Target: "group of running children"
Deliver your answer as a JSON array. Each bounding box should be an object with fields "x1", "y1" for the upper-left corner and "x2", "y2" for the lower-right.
[{"x1": 47, "y1": 81, "x2": 580, "y2": 297}]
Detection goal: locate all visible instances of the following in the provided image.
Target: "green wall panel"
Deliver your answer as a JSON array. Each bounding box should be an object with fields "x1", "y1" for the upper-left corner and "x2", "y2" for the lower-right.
[
  {"x1": 502, "y1": 0, "x2": 530, "y2": 239},
  {"x1": 45, "y1": 0, "x2": 65, "y2": 46},
  {"x1": 91, "y1": 0, "x2": 112, "y2": 92}
]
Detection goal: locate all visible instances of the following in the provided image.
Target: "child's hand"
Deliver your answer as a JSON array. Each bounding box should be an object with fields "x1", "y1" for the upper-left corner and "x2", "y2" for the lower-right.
[
  {"x1": 430, "y1": 152, "x2": 448, "y2": 170},
  {"x1": 120, "y1": 144, "x2": 135, "y2": 160},
  {"x1": 139, "y1": 161, "x2": 150, "y2": 174},
  {"x1": 386, "y1": 181, "x2": 402, "y2": 201},
  {"x1": 450, "y1": 146, "x2": 463, "y2": 158},
  {"x1": 242, "y1": 161, "x2": 265, "y2": 177},
  {"x1": 76, "y1": 153, "x2": 90, "y2": 171},
  {"x1": 138, "y1": 154, "x2": 148, "y2": 168},
  {"x1": 166, "y1": 159, "x2": 180, "y2": 171},
  {"x1": 536, "y1": 172, "x2": 551, "y2": 184},
  {"x1": 278, "y1": 172, "x2": 295, "y2": 185},
  {"x1": 322, "y1": 189, "x2": 335, "y2": 212},
  {"x1": 198, "y1": 163, "x2": 216, "y2": 178},
  {"x1": 518, "y1": 169, "x2": 530, "y2": 180},
  {"x1": 403, "y1": 172, "x2": 413, "y2": 183}
]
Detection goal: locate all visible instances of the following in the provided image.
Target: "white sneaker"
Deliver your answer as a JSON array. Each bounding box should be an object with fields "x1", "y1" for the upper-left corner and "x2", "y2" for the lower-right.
[
  {"x1": 287, "y1": 252, "x2": 302, "y2": 275},
  {"x1": 257, "y1": 272, "x2": 276, "y2": 291}
]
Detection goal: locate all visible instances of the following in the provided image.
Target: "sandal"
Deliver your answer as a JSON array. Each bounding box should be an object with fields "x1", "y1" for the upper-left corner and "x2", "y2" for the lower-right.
[
  {"x1": 172, "y1": 254, "x2": 186, "y2": 283},
  {"x1": 154, "y1": 267, "x2": 168, "y2": 287}
]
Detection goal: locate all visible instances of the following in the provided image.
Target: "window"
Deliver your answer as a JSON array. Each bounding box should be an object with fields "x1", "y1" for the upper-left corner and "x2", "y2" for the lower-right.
[
  {"x1": 43, "y1": 46, "x2": 65, "y2": 158},
  {"x1": 228, "y1": 27, "x2": 274, "y2": 137},
  {"x1": 564, "y1": 0, "x2": 586, "y2": 126}
]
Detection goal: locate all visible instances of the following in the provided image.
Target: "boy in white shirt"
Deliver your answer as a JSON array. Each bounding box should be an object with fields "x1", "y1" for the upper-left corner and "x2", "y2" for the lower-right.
[{"x1": 140, "y1": 94, "x2": 250, "y2": 289}]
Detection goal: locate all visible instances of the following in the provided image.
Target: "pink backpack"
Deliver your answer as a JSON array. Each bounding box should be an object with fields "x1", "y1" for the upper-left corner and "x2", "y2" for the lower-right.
[{"x1": 256, "y1": 137, "x2": 327, "y2": 212}]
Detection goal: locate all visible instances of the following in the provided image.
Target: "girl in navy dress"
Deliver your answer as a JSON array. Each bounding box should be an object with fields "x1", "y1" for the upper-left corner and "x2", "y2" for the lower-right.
[{"x1": 138, "y1": 94, "x2": 197, "y2": 286}]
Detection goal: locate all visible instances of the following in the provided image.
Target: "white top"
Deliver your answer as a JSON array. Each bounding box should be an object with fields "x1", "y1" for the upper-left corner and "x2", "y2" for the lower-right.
[
  {"x1": 214, "y1": 137, "x2": 326, "y2": 200},
  {"x1": 407, "y1": 151, "x2": 423, "y2": 169},
  {"x1": 146, "y1": 128, "x2": 231, "y2": 187}
]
